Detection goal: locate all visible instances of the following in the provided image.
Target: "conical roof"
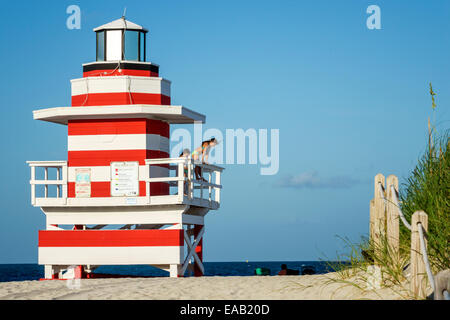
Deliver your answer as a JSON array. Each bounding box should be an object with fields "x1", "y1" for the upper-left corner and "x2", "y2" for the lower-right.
[{"x1": 93, "y1": 18, "x2": 148, "y2": 32}]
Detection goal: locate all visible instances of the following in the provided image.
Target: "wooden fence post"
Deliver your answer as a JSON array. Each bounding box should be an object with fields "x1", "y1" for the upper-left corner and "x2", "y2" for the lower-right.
[
  {"x1": 369, "y1": 199, "x2": 375, "y2": 242},
  {"x1": 386, "y1": 175, "x2": 399, "y2": 259},
  {"x1": 410, "y1": 211, "x2": 429, "y2": 299},
  {"x1": 372, "y1": 174, "x2": 386, "y2": 253}
]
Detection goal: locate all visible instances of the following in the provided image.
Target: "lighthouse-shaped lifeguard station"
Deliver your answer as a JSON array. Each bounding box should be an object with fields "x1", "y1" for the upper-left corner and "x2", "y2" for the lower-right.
[{"x1": 27, "y1": 18, "x2": 224, "y2": 279}]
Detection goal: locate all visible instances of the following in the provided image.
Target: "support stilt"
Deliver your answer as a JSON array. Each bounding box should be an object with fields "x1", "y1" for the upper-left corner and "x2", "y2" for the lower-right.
[
  {"x1": 169, "y1": 264, "x2": 182, "y2": 278},
  {"x1": 194, "y1": 225, "x2": 204, "y2": 277},
  {"x1": 44, "y1": 265, "x2": 56, "y2": 279}
]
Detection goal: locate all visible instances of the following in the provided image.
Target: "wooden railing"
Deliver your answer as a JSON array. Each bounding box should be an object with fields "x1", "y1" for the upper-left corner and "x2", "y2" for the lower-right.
[{"x1": 370, "y1": 173, "x2": 448, "y2": 300}]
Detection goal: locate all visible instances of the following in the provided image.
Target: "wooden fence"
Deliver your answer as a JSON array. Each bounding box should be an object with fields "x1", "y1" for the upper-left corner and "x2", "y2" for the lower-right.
[{"x1": 369, "y1": 173, "x2": 433, "y2": 299}]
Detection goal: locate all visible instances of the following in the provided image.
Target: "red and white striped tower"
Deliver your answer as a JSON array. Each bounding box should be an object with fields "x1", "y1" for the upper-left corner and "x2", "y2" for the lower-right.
[{"x1": 27, "y1": 18, "x2": 224, "y2": 279}]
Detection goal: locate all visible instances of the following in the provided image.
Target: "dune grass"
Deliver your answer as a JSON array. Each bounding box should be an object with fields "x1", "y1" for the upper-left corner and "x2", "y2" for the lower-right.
[
  {"x1": 399, "y1": 130, "x2": 449, "y2": 272},
  {"x1": 324, "y1": 84, "x2": 449, "y2": 299}
]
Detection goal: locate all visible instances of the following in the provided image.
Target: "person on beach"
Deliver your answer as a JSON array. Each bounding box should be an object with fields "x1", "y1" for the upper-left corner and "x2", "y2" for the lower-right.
[
  {"x1": 191, "y1": 138, "x2": 218, "y2": 181},
  {"x1": 278, "y1": 264, "x2": 299, "y2": 276}
]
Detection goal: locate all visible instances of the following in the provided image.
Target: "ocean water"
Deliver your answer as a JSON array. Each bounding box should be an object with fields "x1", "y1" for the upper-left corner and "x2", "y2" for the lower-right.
[{"x1": 0, "y1": 261, "x2": 338, "y2": 282}]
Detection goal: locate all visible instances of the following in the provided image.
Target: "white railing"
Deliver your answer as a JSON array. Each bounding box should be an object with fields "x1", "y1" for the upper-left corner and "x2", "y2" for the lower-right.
[
  {"x1": 26, "y1": 158, "x2": 224, "y2": 209},
  {"x1": 145, "y1": 158, "x2": 223, "y2": 206},
  {"x1": 27, "y1": 161, "x2": 68, "y2": 205}
]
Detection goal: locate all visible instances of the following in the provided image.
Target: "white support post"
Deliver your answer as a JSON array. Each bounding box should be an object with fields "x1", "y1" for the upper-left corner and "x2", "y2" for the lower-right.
[
  {"x1": 189, "y1": 161, "x2": 194, "y2": 200},
  {"x1": 178, "y1": 162, "x2": 184, "y2": 202},
  {"x1": 146, "y1": 165, "x2": 151, "y2": 204},
  {"x1": 169, "y1": 264, "x2": 181, "y2": 278},
  {"x1": 30, "y1": 166, "x2": 36, "y2": 205},
  {"x1": 200, "y1": 165, "x2": 204, "y2": 200},
  {"x1": 186, "y1": 159, "x2": 191, "y2": 200},
  {"x1": 167, "y1": 223, "x2": 184, "y2": 278},
  {"x1": 215, "y1": 171, "x2": 221, "y2": 203},
  {"x1": 208, "y1": 170, "x2": 212, "y2": 204},
  {"x1": 56, "y1": 167, "x2": 61, "y2": 198},
  {"x1": 44, "y1": 265, "x2": 54, "y2": 279},
  {"x1": 62, "y1": 164, "x2": 68, "y2": 204},
  {"x1": 44, "y1": 167, "x2": 48, "y2": 198}
]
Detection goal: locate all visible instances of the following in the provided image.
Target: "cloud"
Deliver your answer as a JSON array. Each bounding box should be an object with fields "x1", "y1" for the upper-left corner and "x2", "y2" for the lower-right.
[{"x1": 276, "y1": 171, "x2": 361, "y2": 189}]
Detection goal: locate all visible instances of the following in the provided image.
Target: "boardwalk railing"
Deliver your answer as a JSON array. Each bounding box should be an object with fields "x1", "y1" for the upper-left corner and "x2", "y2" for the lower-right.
[{"x1": 370, "y1": 173, "x2": 448, "y2": 300}]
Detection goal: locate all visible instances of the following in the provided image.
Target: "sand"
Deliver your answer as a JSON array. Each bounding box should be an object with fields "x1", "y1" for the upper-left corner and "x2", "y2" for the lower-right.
[{"x1": 0, "y1": 272, "x2": 413, "y2": 300}]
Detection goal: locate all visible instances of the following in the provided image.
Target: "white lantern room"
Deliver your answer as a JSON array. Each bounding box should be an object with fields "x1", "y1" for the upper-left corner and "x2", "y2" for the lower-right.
[{"x1": 94, "y1": 17, "x2": 148, "y2": 62}]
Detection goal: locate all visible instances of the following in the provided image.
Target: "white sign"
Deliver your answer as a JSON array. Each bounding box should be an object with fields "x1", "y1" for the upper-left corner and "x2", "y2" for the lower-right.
[
  {"x1": 75, "y1": 168, "x2": 91, "y2": 198},
  {"x1": 110, "y1": 162, "x2": 140, "y2": 197}
]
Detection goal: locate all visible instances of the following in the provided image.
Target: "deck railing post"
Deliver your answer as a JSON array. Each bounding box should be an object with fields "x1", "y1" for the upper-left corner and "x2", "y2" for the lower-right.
[
  {"x1": 146, "y1": 163, "x2": 151, "y2": 204},
  {"x1": 187, "y1": 159, "x2": 193, "y2": 200},
  {"x1": 386, "y1": 175, "x2": 399, "y2": 260},
  {"x1": 178, "y1": 161, "x2": 184, "y2": 202},
  {"x1": 30, "y1": 165, "x2": 36, "y2": 205},
  {"x1": 411, "y1": 211, "x2": 429, "y2": 299},
  {"x1": 56, "y1": 167, "x2": 61, "y2": 198},
  {"x1": 200, "y1": 164, "x2": 204, "y2": 200},
  {"x1": 62, "y1": 163, "x2": 68, "y2": 204},
  {"x1": 215, "y1": 171, "x2": 221, "y2": 204},
  {"x1": 44, "y1": 167, "x2": 48, "y2": 198},
  {"x1": 208, "y1": 169, "x2": 212, "y2": 204}
]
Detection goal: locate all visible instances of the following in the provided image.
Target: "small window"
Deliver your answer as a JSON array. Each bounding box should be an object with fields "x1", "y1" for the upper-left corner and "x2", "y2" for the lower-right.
[
  {"x1": 96, "y1": 31, "x2": 105, "y2": 61},
  {"x1": 124, "y1": 30, "x2": 139, "y2": 61},
  {"x1": 140, "y1": 32, "x2": 146, "y2": 62}
]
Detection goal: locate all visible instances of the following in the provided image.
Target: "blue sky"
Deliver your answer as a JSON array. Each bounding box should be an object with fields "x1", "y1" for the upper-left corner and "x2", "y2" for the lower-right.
[{"x1": 0, "y1": 0, "x2": 449, "y2": 263}]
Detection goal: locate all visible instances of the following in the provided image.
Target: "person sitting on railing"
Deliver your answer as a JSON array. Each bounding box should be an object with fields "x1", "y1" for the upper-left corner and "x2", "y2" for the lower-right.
[
  {"x1": 191, "y1": 138, "x2": 218, "y2": 182},
  {"x1": 180, "y1": 149, "x2": 191, "y2": 195}
]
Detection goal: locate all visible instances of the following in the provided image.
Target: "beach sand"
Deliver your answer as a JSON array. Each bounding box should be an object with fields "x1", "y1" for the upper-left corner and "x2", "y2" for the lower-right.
[{"x1": 0, "y1": 272, "x2": 414, "y2": 300}]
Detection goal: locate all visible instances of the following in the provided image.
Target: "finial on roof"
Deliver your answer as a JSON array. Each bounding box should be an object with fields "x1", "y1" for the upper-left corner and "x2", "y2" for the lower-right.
[{"x1": 122, "y1": 7, "x2": 127, "y2": 19}]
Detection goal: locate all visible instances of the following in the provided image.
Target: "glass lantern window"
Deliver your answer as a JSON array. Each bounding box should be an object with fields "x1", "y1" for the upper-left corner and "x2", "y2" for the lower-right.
[
  {"x1": 96, "y1": 31, "x2": 105, "y2": 61},
  {"x1": 124, "y1": 30, "x2": 139, "y2": 61}
]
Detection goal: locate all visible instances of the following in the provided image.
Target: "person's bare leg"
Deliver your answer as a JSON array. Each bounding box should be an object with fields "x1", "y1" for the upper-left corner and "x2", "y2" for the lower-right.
[{"x1": 195, "y1": 166, "x2": 201, "y2": 180}]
